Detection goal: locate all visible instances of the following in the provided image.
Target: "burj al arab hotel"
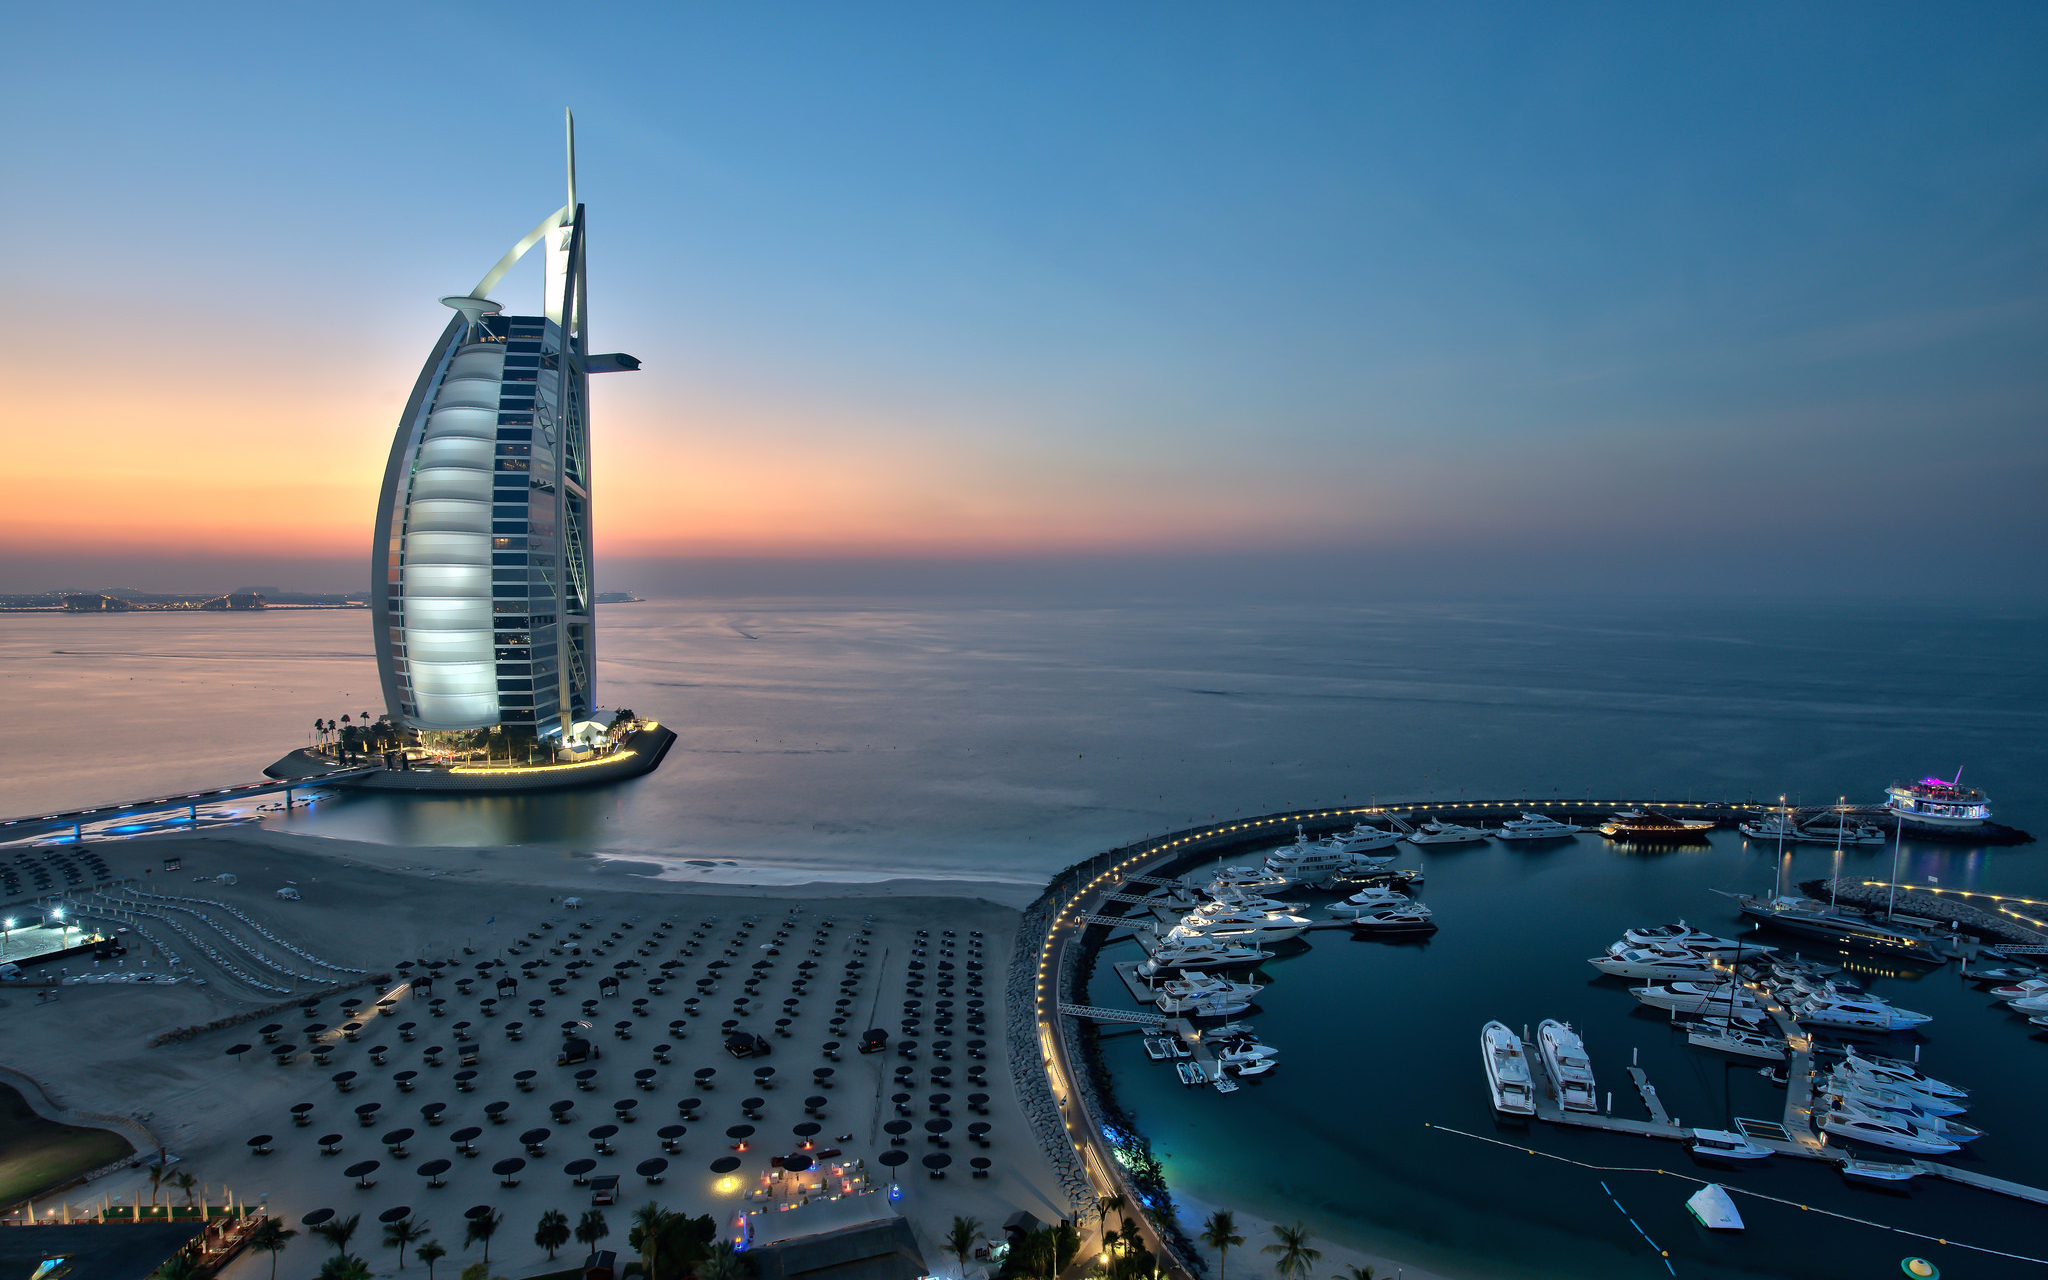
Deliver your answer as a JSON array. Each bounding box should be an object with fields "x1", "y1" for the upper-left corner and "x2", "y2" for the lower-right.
[{"x1": 371, "y1": 111, "x2": 638, "y2": 740}]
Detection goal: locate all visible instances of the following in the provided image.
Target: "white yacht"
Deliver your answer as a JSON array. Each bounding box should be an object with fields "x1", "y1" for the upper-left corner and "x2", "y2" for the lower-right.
[
  {"x1": 1793, "y1": 812, "x2": 1888, "y2": 846},
  {"x1": 1164, "y1": 910, "x2": 1311, "y2": 947},
  {"x1": 1589, "y1": 946, "x2": 1726, "y2": 981},
  {"x1": 1538, "y1": 1019, "x2": 1597, "y2": 1112},
  {"x1": 1153, "y1": 973, "x2": 1260, "y2": 1015},
  {"x1": 1631, "y1": 982, "x2": 1764, "y2": 1018},
  {"x1": 1988, "y1": 978, "x2": 2048, "y2": 1002},
  {"x1": 1689, "y1": 1129, "x2": 1773, "y2": 1165},
  {"x1": 1836, "y1": 1052, "x2": 1966, "y2": 1100},
  {"x1": 1885, "y1": 773, "x2": 1991, "y2": 831},
  {"x1": 1821, "y1": 1074, "x2": 1967, "y2": 1121},
  {"x1": 1261, "y1": 826, "x2": 1394, "y2": 885},
  {"x1": 1407, "y1": 820, "x2": 1488, "y2": 846},
  {"x1": 1480, "y1": 1021, "x2": 1536, "y2": 1117},
  {"x1": 1202, "y1": 866, "x2": 1290, "y2": 897},
  {"x1": 1737, "y1": 812, "x2": 1802, "y2": 841},
  {"x1": 2007, "y1": 992, "x2": 2048, "y2": 1016},
  {"x1": 1326, "y1": 887, "x2": 1411, "y2": 918},
  {"x1": 1794, "y1": 995, "x2": 1931, "y2": 1032},
  {"x1": 1348, "y1": 904, "x2": 1438, "y2": 936},
  {"x1": 1136, "y1": 939, "x2": 1267, "y2": 976},
  {"x1": 1332, "y1": 822, "x2": 1403, "y2": 853},
  {"x1": 1621, "y1": 923, "x2": 1764, "y2": 958},
  {"x1": 1685, "y1": 1021, "x2": 1786, "y2": 1060},
  {"x1": 1494, "y1": 813, "x2": 1582, "y2": 842},
  {"x1": 1818, "y1": 1105, "x2": 1961, "y2": 1156}
]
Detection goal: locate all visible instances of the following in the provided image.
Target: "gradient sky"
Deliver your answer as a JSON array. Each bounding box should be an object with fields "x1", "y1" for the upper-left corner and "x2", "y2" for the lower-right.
[{"x1": 5, "y1": 4, "x2": 2046, "y2": 595}]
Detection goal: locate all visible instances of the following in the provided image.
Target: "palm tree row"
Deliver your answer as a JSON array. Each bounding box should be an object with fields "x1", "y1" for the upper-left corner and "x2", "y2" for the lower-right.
[{"x1": 1199, "y1": 1211, "x2": 1374, "y2": 1280}]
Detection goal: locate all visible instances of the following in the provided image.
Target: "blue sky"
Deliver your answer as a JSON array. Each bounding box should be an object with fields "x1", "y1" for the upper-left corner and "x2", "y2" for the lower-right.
[{"x1": 5, "y1": 3, "x2": 2045, "y2": 595}]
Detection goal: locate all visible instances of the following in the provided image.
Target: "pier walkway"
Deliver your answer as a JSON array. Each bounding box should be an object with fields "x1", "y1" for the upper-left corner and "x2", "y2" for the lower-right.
[{"x1": 0, "y1": 772, "x2": 376, "y2": 841}]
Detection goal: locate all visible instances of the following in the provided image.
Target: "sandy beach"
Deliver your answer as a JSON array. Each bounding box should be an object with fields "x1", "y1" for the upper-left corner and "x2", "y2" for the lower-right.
[{"x1": 3, "y1": 826, "x2": 1072, "y2": 1278}]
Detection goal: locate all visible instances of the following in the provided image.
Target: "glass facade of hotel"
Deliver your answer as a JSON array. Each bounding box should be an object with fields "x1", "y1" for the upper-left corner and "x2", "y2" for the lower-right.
[{"x1": 372, "y1": 204, "x2": 596, "y2": 738}]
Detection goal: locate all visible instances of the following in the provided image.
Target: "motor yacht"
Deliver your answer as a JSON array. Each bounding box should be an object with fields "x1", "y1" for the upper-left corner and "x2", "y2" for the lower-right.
[
  {"x1": 1348, "y1": 904, "x2": 1438, "y2": 936},
  {"x1": 1820, "y1": 1074, "x2": 1967, "y2": 1120},
  {"x1": 1261, "y1": 826, "x2": 1395, "y2": 886},
  {"x1": 1407, "y1": 820, "x2": 1488, "y2": 846},
  {"x1": 1731, "y1": 893, "x2": 1953, "y2": 964},
  {"x1": 1839, "y1": 1159, "x2": 1922, "y2": 1187},
  {"x1": 1142, "y1": 1038, "x2": 1171, "y2": 1062},
  {"x1": 1332, "y1": 822, "x2": 1403, "y2": 853},
  {"x1": 1202, "y1": 866, "x2": 1291, "y2": 897},
  {"x1": 1989, "y1": 978, "x2": 2048, "y2": 1002},
  {"x1": 1621, "y1": 923, "x2": 1764, "y2": 958},
  {"x1": 1597, "y1": 809, "x2": 1715, "y2": 842},
  {"x1": 1818, "y1": 1106, "x2": 1961, "y2": 1156},
  {"x1": 1795, "y1": 995, "x2": 1931, "y2": 1032},
  {"x1": 1885, "y1": 772, "x2": 1991, "y2": 832},
  {"x1": 2007, "y1": 992, "x2": 2048, "y2": 1017},
  {"x1": 1155, "y1": 988, "x2": 1254, "y2": 1018},
  {"x1": 1538, "y1": 1019, "x2": 1597, "y2": 1112},
  {"x1": 1326, "y1": 887, "x2": 1411, "y2": 918},
  {"x1": 1136, "y1": 939, "x2": 1267, "y2": 976},
  {"x1": 1685, "y1": 1022, "x2": 1786, "y2": 1060},
  {"x1": 1688, "y1": 1129, "x2": 1772, "y2": 1165},
  {"x1": 1164, "y1": 910, "x2": 1311, "y2": 947},
  {"x1": 1494, "y1": 813, "x2": 1582, "y2": 842},
  {"x1": 1792, "y1": 812, "x2": 1888, "y2": 846},
  {"x1": 1630, "y1": 982, "x2": 1764, "y2": 1017},
  {"x1": 1737, "y1": 812, "x2": 1803, "y2": 841},
  {"x1": 1480, "y1": 1021, "x2": 1536, "y2": 1117},
  {"x1": 1835, "y1": 1052, "x2": 1966, "y2": 1100},
  {"x1": 1589, "y1": 946, "x2": 1726, "y2": 981},
  {"x1": 1823, "y1": 1092, "x2": 1980, "y2": 1144}
]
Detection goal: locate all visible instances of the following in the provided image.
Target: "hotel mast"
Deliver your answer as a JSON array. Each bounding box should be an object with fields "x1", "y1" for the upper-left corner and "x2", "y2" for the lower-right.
[{"x1": 371, "y1": 110, "x2": 638, "y2": 739}]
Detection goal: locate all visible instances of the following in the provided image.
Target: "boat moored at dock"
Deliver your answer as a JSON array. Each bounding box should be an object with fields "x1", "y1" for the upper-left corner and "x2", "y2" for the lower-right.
[
  {"x1": 1480, "y1": 1021, "x2": 1536, "y2": 1117},
  {"x1": 1598, "y1": 809, "x2": 1716, "y2": 842},
  {"x1": 1886, "y1": 773, "x2": 1992, "y2": 831},
  {"x1": 1537, "y1": 1019, "x2": 1597, "y2": 1112},
  {"x1": 1688, "y1": 1129, "x2": 1772, "y2": 1166},
  {"x1": 1493, "y1": 813, "x2": 1582, "y2": 842}
]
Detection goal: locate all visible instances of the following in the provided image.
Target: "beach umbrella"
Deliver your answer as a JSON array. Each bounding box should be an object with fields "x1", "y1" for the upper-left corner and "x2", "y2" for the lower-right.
[
  {"x1": 415, "y1": 1157, "x2": 451, "y2": 1187},
  {"x1": 725, "y1": 1124, "x2": 755, "y2": 1144},
  {"x1": 921, "y1": 1152, "x2": 950, "y2": 1176},
  {"x1": 520, "y1": 1128, "x2": 551, "y2": 1154},
  {"x1": 227, "y1": 1043, "x2": 252, "y2": 1064},
  {"x1": 589, "y1": 1124, "x2": 618, "y2": 1152},
  {"x1": 694, "y1": 1068, "x2": 717, "y2": 1084},
  {"x1": 383, "y1": 1127, "x2": 415, "y2": 1148},
  {"x1": 483, "y1": 1100, "x2": 509, "y2": 1122},
  {"x1": 677, "y1": 1097, "x2": 702, "y2": 1118},
  {"x1": 301, "y1": 1208, "x2": 335, "y2": 1227},
  {"x1": 967, "y1": 1121, "x2": 990, "y2": 1141},
  {"x1": 451, "y1": 1126, "x2": 482, "y2": 1151},
  {"x1": 804, "y1": 1095, "x2": 827, "y2": 1115},
  {"x1": 967, "y1": 1093, "x2": 989, "y2": 1112},
  {"x1": 464, "y1": 1204, "x2": 495, "y2": 1222},
  {"x1": 636, "y1": 1158, "x2": 669, "y2": 1182},
  {"x1": 259, "y1": 1023, "x2": 284, "y2": 1041},
  {"x1": 613, "y1": 1098, "x2": 638, "y2": 1119},
  {"x1": 493, "y1": 1157, "x2": 526, "y2": 1185},
  {"x1": 378, "y1": 1205, "x2": 413, "y2": 1225},
  {"x1": 883, "y1": 1120, "x2": 911, "y2": 1143},
  {"x1": 564, "y1": 1158, "x2": 596, "y2": 1183},
  {"x1": 658, "y1": 1124, "x2": 687, "y2": 1150},
  {"x1": 345, "y1": 1160, "x2": 380, "y2": 1187},
  {"x1": 635, "y1": 1068, "x2": 658, "y2": 1088},
  {"x1": 783, "y1": 1153, "x2": 813, "y2": 1172},
  {"x1": 970, "y1": 1156, "x2": 991, "y2": 1178},
  {"x1": 420, "y1": 1102, "x2": 447, "y2": 1123},
  {"x1": 291, "y1": 1103, "x2": 315, "y2": 1123},
  {"x1": 929, "y1": 1092, "x2": 951, "y2": 1109},
  {"x1": 812, "y1": 1067, "x2": 834, "y2": 1084},
  {"x1": 792, "y1": 1121, "x2": 821, "y2": 1141},
  {"x1": 318, "y1": 1133, "x2": 345, "y2": 1153},
  {"x1": 246, "y1": 1134, "x2": 273, "y2": 1155},
  {"x1": 513, "y1": 1070, "x2": 536, "y2": 1090},
  {"x1": 924, "y1": 1118, "x2": 952, "y2": 1136},
  {"x1": 741, "y1": 1097, "x2": 765, "y2": 1118},
  {"x1": 709, "y1": 1156, "x2": 741, "y2": 1175},
  {"x1": 877, "y1": 1151, "x2": 907, "y2": 1169},
  {"x1": 394, "y1": 1070, "x2": 418, "y2": 1092}
]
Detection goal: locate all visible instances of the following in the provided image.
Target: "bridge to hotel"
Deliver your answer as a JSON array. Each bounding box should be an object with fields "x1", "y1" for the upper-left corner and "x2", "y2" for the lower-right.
[{"x1": 0, "y1": 771, "x2": 378, "y2": 843}]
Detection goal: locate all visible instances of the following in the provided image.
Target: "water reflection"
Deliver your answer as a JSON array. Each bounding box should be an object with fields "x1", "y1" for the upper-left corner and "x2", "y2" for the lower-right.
[{"x1": 270, "y1": 787, "x2": 628, "y2": 848}]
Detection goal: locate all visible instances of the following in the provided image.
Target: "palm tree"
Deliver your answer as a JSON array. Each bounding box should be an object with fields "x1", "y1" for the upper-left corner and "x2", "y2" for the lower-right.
[
  {"x1": 629, "y1": 1202, "x2": 673, "y2": 1277},
  {"x1": 416, "y1": 1240, "x2": 447, "y2": 1280},
  {"x1": 701, "y1": 1246, "x2": 755, "y2": 1280},
  {"x1": 171, "y1": 1170, "x2": 197, "y2": 1206},
  {"x1": 316, "y1": 1255, "x2": 373, "y2": 1280},
  {"x1": 385, "y1": 1213, "x2": 429, "y2": 1268},
  {"x1": 945, "y1": 1216, "x2": 982, "y2": 1279},
  {"x1": 1340, "y1": 1266, "x2": 1376, "y2": 1280},
  {"x1": 464, "y1": 1207, "x2": 503, "y2": 1263},
  {"x1": 576, "y1": 1208, "x2": 610, "y2": 1252},
  {"x1": 249, "y1": 1218, "x2": 297, "y2": 1280},
  {"x1": 145, "y1": 1159, "x2": 167, "y2": 1206},
  {"x1": 313, "y1": 1212, "x2": 362, "y2": 1256},
  {"x1": 537, "y1": 1208, "x2": 572, "y2": 1261},
  {"x1": 1098, "y1": 1192, "x2": 1128, "y2": 1238},
  {"x1": 1200, "y1": 1210, "x2": 1245, "y2": 1280},
  {"x1": 1262, "y1": 1221, "x2": 1321, "y2": 1280}
]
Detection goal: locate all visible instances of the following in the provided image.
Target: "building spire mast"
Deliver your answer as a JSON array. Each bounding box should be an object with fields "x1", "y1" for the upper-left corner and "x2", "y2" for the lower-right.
[{"x1": 566, "y1": 107, "x2": 578, "y2": 213}]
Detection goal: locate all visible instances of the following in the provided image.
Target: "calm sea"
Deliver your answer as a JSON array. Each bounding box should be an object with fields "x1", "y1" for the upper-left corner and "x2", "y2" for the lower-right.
[{"x1": 2, "y1": 598, "x2": 2044, "y2": 1275}]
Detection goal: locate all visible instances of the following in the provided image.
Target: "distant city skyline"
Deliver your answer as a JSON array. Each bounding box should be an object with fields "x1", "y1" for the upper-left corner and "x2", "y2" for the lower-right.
[{"x1": 5, "y1": 4, "x2": 2045, "y2": 598}]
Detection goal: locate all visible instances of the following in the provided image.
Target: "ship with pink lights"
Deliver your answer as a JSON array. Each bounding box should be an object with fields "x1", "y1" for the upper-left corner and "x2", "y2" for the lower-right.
[{"x1": 1885, "y1": 771, "x2": 1992, "y2": 832}]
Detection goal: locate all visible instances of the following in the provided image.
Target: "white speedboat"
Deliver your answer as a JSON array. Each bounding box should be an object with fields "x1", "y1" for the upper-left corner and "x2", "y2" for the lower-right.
[
  {"x1": 1989, "y1": 978, "x2": 2048, "y2": 1002},
  {"x1": 1819, "y1": 1105, "x2": 1961, "y2": 1156},
  {"x1": 1326, "y1": 887, "x2": 1411, "y2": 918},
  {"x1": 1685, "y1": 1184, "x2": 1744, "y2": 1231},
  {"x1": 1795, "y1": 996, "x2": 1932, "y2": 1032},
  {"x1": 1348, "y1": 904, "x2": 1438, "y2": 936},
  {"x1": 1689, "y1": 1130, "x2": 1772, "y2": 1165},
  {"x1": 1407, "y1": 820, "x2": 1487, "y2": 846},
  {"x1": 2007, "y1": 992, "x2": 2048, "y2": 1016},
  {"x1": 1494, "y1": 813, "x2": 1581, "y2": 842},
  {"x1": 1836, "y1": 1052, "x2": 1966, "y2": 1100},
  {"x1": 1538, "y1": 1019, "x2": 1597, "y2": 1112},
  {"x1": 1686, "y1": 1022, "x2": 1786, "y2": 1060},
  {"x1": 1214, "y1": 1042, "x2": 1279, "y2": 1075},
  {"x1": 1589, "y1": 946, "x2": 1726, "y2": 981},
  {"x1": 1481, "y1": 1021, "x2": 1535, "y2": 1116},
  {"x1": 1840, "y1": 1159, "x2": 1922, "y2": 1187}
]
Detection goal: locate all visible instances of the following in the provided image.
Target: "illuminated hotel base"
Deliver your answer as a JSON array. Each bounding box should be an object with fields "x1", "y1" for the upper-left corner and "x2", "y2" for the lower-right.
[{"x1": 267, "y1": 724, "x2": 674, "y2": 795}]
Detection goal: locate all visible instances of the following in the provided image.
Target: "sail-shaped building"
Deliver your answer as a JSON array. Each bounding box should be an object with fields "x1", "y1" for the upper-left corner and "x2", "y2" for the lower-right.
[{"x1": 371, "y1": 111, "x2": 637, "y2": 739}]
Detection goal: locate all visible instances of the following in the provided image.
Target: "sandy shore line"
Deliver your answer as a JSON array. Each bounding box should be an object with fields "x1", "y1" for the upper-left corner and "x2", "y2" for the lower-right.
[{"x1": 1170, "y1": 1186, "x2": 1459, "y2": 1280}]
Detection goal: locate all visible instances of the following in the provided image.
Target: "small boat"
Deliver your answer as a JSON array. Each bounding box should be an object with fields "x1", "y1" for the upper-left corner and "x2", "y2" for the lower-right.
[
  {"x1": 1212, "y1": 1074, "x2": 1240, "y2": 1093},
  {"x1": 1990, "y1": 978, "x2": 2048, "y2": 1002},
  {"x1": 1137, "y1": 939, "x2": 1268, "y2": 975},
  {"x1": 1840, "y1": 1158, "x2": 1923, "y2": 1188},
  {"x1": 1481, "y1": 1021, "x2": 1536, "y2": 1117},
  {"x1": 1964, "y1": 965, "x2": 2041, "y2": 984},
  {"x1": 1686, "y1": 1023, "x2": 1787, "y2": 1061},
  {"x1": 1142, "y1": 1038, "x2": 1171, "y2": 1062},
  {"x1": 1598, "y1": 809, "x2": 1715, "y2": 842},
  {"x1": 1737, "y1": 812, "x2": 1803, "y2": 841},
  {"x1": 1689, "y1": 1129, "x2": 1772, "y2": 1165},
  {"x1": 1326, "y1": 887, "x2": 1411, "y2": 918},
  {"x1": 1348, "y1": 905, "x2": 1439, "y2": 936},
  {"x1": 1824, "y1": 1068, "x2": 1965, "y2": 1117},
  {"x1": 1262, "y1": 825, "x2": 1396, "y2": 885},
  {"x1": 1494, "y1": 813, "x2": 1582, "y2": 842},
  {"x1": 1175, "y1": 1061, "x2": 1206, "y2": 1086},
  {"x1": 1407, "y1": 820, "x2": 1488, "y2": 846},
  {"x1": 1685, "y1": 1184, "x2": 1744, "y2": 1231},
  {"x1": 1538, "y1": 1020, "x2": 1597, "y2": 1112}
]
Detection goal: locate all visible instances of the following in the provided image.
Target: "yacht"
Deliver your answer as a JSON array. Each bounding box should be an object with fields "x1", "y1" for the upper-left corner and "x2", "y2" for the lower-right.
[
  {"x1": 1538, "y1": 1020, "x2": 1597, "y2": 1112},
  {"x1": 1480, "y1": 1021, "x2": 1536, "y2": 1117},
  {"x1": 1326, "y1": 887, "x2": 1411, "y2": 918},
  {"x1": 1597, "y1": 809, "x2": 1715, "y2": 842},
  {"x1": 1839, "y1": 1159, "x2": 1922, "y2": 1187},
  {"x1": 1990, "y1": 977, "x2": 2048, "y2": 1002},
  {"x1": 1685, "y1": 1022, "x2": 1787, "y2": 1060},
  {"x1": 1136, "y1": 939, "x2": 1268, "y2": 976},
  {"x1": 1621, "y1": 923, "x2": 1763, "y2": 958},
  {"x1": 1407, "y1": 819, "x2": 1488, "y2": 846},
  {"x1": 1818, "y1": 1106, "x2": 1961, "y2": 1156},
  {"x1": 1348, "y1": 904, "x2": 1438, "y2": 936},
  {"x1": 1885, "y1": 773, "x2": 1992, "y2": 831},
  {"x1": 1589, "y1": 946, "x2": 1725, "y2": 981},
  {"x1": 1155, "y1": 989, "x2": 1253, "y2": 1018},
  {"x1": 1685, "y1": 1184, "x2": 1745, "y2": 1232},
  {"x1": 1202, "y1": 867, "x2": 1290, "y2": 897},
  {"x1": 1820, "y1": 1074, "x2": 1967, "y2": 1121},
  {"x1": 1793, "y1": 812, "x2": 1888, "y2": 846},
  {"x1": 1688, "y1": 1129, "x2": 1773, "y2": 1165},
  {"x1": 1494, "y1": 813, "x2": 1582, "y2": 842},
  {"x1": 1794, "y1": 995, "x2": 1932, "y2": 1032},
  {"x1": 1332, "y1": 822, "x2": 1403, "y2": 853},
  {"x1": 1213, "y1": 1039, "x2": 1280, "y2": 1076},
  {"x1": 1262, "y1": 826, "x2": 1394, "y2": 886},
  {"x1": 1737, "y1": 812, "x2": 1803, "y2": 841},
  {"x1": 1835, "y1": 1052, "x2": 1965, "y2": 1100},
  {"x1": 1731, "y1": 893, "x2": 1953, "y2": 964},
  {"x1": 1630, "y1": 981, "x2": 1764, "y2": 1018},
  {"x1": 1164, "y1": 910, "x2": 1311, "y2": 947}
]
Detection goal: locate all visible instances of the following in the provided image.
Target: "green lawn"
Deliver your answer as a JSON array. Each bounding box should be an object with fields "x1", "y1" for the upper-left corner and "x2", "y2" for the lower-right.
[{"x1": 0, "y1": 1082, "x2": 135, "y2": 1205}]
